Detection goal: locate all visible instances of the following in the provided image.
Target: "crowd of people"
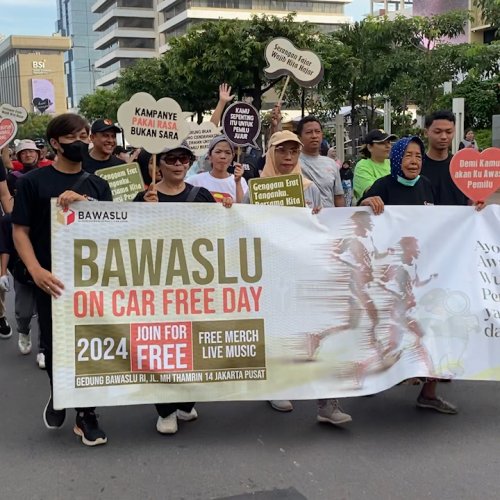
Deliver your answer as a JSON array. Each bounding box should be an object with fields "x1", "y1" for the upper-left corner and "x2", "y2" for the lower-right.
[{"x1": 0, "y1": 84, "x2": 486, "y2": 446}]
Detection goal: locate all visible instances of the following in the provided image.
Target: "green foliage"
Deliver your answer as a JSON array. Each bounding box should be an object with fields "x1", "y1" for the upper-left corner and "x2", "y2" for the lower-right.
[
  {"x1": 15, "y1": 113, "x2": 52, "y2": 140},
  {"x1": 434, "y1": 75, "x2": 500, "y2": 129},
  {"x1": 474, "y1": 129, "x2": 492, "y2": 149},
  {"x1": 473, "y1": 0, "x2": 500, "y2": 30},
  {"x1": 78, "y1": 88, "x2": 123, "y2": 122}
]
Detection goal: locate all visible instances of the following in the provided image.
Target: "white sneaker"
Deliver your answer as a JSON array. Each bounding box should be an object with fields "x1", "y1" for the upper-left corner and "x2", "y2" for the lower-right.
[
  {"x1": 317, "y1": 399, "x2": 352, "y2": 425},
  {"x1": 36, "y1": 352, "x2": 46, "y2": 369},
  {"x1": 18, "y1": 332, "x2": 32, "y2": 355},
  {"x1": 270, "y1": 400, "x2": 294, "y2": 412},
  {"x1": 177, "y1": 407, "x2": 198, "y2": 421},
  {"x1": 156, "y1": 412, "x2": 178, "y2": 434}
]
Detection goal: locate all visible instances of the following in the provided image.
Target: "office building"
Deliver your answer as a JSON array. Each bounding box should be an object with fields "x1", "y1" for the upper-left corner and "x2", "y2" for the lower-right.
[
  {"x1": 91, "y1": 0, "x2": 352, "y2": 87},
  {"x1": 0, "y1": 35, "x2": 71, "y2": 115},
  {"x1": 56, "y1": 0, "x2": 100, "y2": 109}
]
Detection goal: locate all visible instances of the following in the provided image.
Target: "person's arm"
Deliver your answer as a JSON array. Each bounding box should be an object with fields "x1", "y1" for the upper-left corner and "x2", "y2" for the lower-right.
[
  {"x1": 12, "y1": 224, "x2": 63, "y2": 297},
  {"x1": 268, "y1": 103, "x2": 282, "y2": 139},
  {"x1": 0, "y1": 181, "x2": 13, "y2": 214},
  {"x1": 353, "y1": 161, "x2": 377, "y2": 200},
  {"x1": 210, "y1": 83, "x2": 235, "y2": 127},
  {"x1": 234, "y1": 164, "x2": 245, "y2": 203},
  {"x1": 332, "y1": 164, "x2": 345, "y2": 207},
  {"x1": 1, "y1": 148, "x2": 13, "y2": 171}
]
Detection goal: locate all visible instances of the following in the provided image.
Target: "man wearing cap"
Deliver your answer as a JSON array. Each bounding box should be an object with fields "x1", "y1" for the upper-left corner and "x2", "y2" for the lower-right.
[
  {"x1": 296, "y1": 116, "x2": 345, "y2": 208},
  {"x1": 34, "y1": 139, "x2": 53, "y2": 167},
  {"x1": 83, "y1": 119, "x2": 125, "y2": 174},
  {"x1": 353, "y1": 130, "x2": 397, "y2": 201}
]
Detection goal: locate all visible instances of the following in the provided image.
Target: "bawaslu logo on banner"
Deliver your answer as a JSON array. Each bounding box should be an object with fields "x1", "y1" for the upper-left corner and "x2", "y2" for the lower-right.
[
  {"x1": 51, "y1": 202, "x2": 500, "y2": 409},
  {"x1": 0, "y1": 104, "x2": 28, "y2": 150}
]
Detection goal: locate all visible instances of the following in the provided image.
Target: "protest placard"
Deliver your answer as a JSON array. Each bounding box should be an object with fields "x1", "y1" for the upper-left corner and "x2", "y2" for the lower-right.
[
  {"x1": 0, "y1": 104, "x2": 28, "y2": 149},
  {"x1": 450, "y1": 148, "x2": 500, "y2": 202},
  {"x1": 185, "y1": 121, "x2": 220, "y2": 156},
  {"x1": 117, "y1": 92, "x2": 191, "y2": 154},
  {"x1": 222, "y1": 102, "x2": 261, "y2": 149},
  {"x1": 249, "y1": 174, "x2": 305, "y2": 207},
  {"x1": 95, "y1": 162, "x2": 144, "y2": 202},
  {"x1": 264, "y1": 37, "x2": 324, "y2": 102}
]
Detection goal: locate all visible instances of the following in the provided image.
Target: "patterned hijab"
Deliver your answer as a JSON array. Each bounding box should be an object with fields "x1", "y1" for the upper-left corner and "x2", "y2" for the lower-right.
[{"x1": 390, "y1": 136, "x2": 426, "y2": 180}]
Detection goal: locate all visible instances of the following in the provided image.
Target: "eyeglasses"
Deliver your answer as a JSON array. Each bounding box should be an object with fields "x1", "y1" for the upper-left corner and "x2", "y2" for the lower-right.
[
  {"x1": 275, "y1": 146, "x2": 300, "y2": 155},
  {"x1": 161, "y1": 154, "x2": 191, "y2": 165}
]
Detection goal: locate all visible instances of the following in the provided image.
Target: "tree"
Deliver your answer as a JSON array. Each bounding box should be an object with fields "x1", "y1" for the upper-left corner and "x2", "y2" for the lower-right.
[
  {"x1": 15, "y1": 113, "x2": 52, "y2": 140},
  {"x1": 165, "y1": 14, "x2": 321, "y2": 112},
  {"x1": 78, "y1": 88, "x2": 123, "y2": 122},
  {"x1": 473, "y1": 0, "x2": 500, "y2": 30},
  {"x1": 434, "y1": 74, "x2": 500, "y2": 129}
]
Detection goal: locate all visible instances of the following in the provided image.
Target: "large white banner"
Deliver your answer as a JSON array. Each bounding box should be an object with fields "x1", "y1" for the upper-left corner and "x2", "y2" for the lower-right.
[{"x1": 51, "y1": 202, "x2": 500, "y2": 408}]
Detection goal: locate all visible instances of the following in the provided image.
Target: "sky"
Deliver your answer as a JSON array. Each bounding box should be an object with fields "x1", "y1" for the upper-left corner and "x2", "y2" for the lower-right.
[{"x1": 0, "y1": 0, "x2": 369, "y2": 38}]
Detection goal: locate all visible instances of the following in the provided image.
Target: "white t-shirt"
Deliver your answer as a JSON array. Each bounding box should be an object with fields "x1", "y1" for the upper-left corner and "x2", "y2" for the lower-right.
[
  {"x1": 186, "y1": 171, "x2": 248, "y2": 203},
  {"x1": 300, "y1": 153, "x2": 344, "y2": 208}
]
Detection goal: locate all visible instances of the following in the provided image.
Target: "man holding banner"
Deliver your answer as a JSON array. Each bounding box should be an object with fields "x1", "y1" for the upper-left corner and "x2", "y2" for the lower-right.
[{"x1": 12, "y1": 113, "x2": 113, "y2": 446}]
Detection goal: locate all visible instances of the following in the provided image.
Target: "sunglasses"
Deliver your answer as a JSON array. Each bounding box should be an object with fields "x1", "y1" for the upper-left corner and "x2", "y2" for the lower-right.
[{"x1": 161, "y1": 153, "x2": 191, "y2": 165}]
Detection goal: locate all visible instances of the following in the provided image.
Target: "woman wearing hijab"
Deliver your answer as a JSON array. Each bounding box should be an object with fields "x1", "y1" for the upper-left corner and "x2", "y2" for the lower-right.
[
  {"x1": 187, "y1": 135, "x2": 248, "y2": 203},
  {"x1": 248, "y1": 130, "x2": 351, "y2": 426},
  {"x1": 358, "y1": 136, "x2": 457, "y2": 414},
  {"x1": 256, "y1": 130, "x2": 321, "y2": 211}
]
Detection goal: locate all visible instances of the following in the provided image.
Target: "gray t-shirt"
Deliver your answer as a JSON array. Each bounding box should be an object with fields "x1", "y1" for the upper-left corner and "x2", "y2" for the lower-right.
[{"x1": 300, "y1": 153, "x2": 344, "y2": 208}]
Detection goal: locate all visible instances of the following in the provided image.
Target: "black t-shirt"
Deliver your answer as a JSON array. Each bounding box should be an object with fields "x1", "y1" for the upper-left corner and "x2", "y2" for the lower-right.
[
  {"x1": 12, "y1": 166, "x2": 113, "y2": 270},
  {"x1": 133, "y1": 183, "x2": 215, "y2": 203},
  {"x1": 360, "y1": 175, "x2": 435, "y2": 206},
  {"x1": 228, "y1": 154, "x2": 261, "y2": 181},
  {"x1": 421, "y1": 154, "x2": 468, "y2": 206},
  {"x1": 7, "y1": 166, "x2": 36, "y2": 196},
  {"x1": 82, "y1": 150, "x2": 125, "y2": 174}
]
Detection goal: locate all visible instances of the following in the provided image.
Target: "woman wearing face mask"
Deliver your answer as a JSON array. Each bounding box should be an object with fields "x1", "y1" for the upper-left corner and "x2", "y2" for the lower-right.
[
  {"x1": 353, "y1": 130, "x2": 397, "y2": 201},
  {"x1": 358, "y1": 136, "x2": 457, "y2": 414},
  {"x1": 186, "y1": 135, "x2": 247, "y2": 203}
]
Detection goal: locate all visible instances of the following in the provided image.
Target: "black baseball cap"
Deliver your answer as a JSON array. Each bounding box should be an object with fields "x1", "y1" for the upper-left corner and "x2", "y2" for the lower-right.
[
  {"x1": 360, "y1": 129, "x2": 397, "y2": 153},
  {"x1": 91, "y1": 118, "x2": 121, "y2": 134},
  {"x1": 34, "y1": 138, "x2": 46, "y2": 148},
  {"x1": 364, "y1": 129, "x2": 397, "y2": 145}
]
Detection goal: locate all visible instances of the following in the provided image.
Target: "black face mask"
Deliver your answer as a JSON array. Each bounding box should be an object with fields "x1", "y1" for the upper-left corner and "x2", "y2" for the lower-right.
[{"x1": 59, "y1": 140, "x2": 89, "y2": 163}]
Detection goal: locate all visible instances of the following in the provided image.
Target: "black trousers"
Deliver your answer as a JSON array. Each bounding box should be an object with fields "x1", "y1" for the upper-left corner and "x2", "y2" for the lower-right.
[
  {"x1": 155, "y1": 402, "x2": 195, "y2": 418},
  {"x1": 35, "y1": 286, "x2": 94, "y2": 413}
]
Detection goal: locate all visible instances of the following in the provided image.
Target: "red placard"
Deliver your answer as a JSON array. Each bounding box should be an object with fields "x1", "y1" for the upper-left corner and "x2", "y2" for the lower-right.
[{"x1": 449, "y1": 148, "x2": 500, "y2": 202}]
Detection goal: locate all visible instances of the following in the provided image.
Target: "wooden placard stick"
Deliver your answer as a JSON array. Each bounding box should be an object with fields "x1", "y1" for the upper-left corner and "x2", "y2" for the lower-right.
[
  {"x1": 151, "y1": 153, "x2": 157, "y2": 186},
  {"x1": 277, "y1": 75, "x2": 291, "y2": 106}
]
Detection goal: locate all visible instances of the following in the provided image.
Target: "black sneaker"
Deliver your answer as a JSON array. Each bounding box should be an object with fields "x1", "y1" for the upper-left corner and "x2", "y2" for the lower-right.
[
  {"x1": 74, "y1": 411, "x2": 107, "y2": 446},
  {"x1": 0, "y1": 317, "x2": 12, "y2": 339},
  {"x1": 43, "y1": 395, "x2": 66, "y2": 429}
]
